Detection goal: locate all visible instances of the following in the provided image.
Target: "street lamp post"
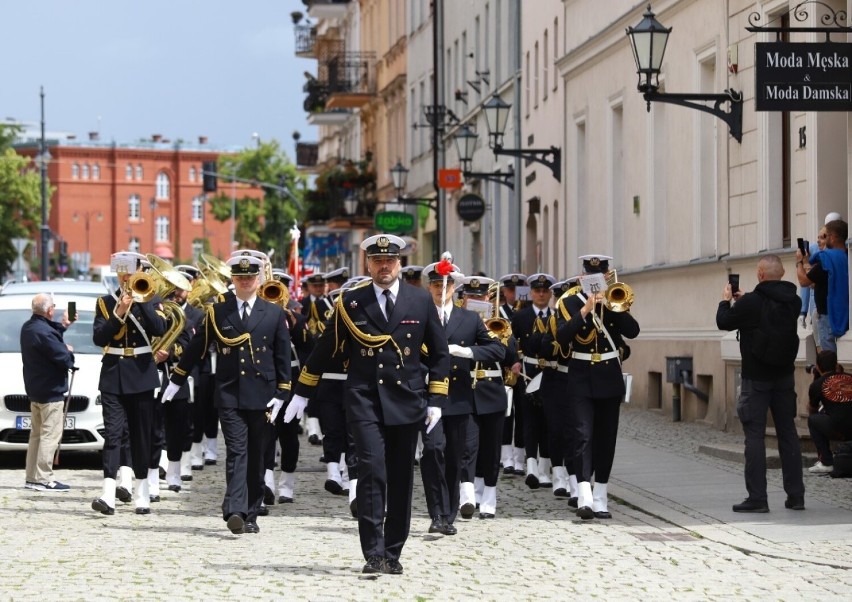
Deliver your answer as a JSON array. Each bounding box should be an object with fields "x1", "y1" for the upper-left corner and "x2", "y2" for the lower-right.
[
  {"x1": 73, "y1": 210, "x2": 103, "y2": 275},
  {"x1": 388, "y1": 161, "x2": 439, "y2": 211},
  {"x1": 36, "y1": 87, "x2": 51, "y2": 281},
  {"x1": 453, "y1": 124, "x2": 515, "y2": 190}
]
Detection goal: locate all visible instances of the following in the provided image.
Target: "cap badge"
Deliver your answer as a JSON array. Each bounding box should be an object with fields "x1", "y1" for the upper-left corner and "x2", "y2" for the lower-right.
[
  {"x1": 471, "y1": 278, "x2": 480, "y2": 288},
  {"x1": 511, "y1": 275, "x2": 519, "y2": 283},
  {"x1": 239, "y1": 258, "x2": 250, "y2": 269},
  {"x1": 589, "y1": 257, "x2": 600, "y2": 267},
  {"x1": 378, "y1": 236, "x2": 389, "y2": 249},
  {"x1": 538, "y1": 275, "x2": 546, "y2": 283}
]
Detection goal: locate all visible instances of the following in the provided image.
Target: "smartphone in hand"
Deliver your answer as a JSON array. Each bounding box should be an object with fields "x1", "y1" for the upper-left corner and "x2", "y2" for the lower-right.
[
  {"x1": 728, "y1": 274, "x2": 740, "y2": 296},
  {"x1": 67, "y1": 301, "x2": 77, "y2": 322}
]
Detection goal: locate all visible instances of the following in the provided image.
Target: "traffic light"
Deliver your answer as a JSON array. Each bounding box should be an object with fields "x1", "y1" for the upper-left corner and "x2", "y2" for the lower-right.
[
  {"x1": 58, "y1": 241, "x2": 69, "y2": 274},
  {"x1": 202, "y1": 161, "x2": 217, "y2": 192}
]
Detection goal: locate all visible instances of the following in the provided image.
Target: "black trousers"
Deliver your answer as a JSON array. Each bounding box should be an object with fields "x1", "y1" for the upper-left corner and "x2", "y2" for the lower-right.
[
  {"x1": 219, "y1": 407, "x2": 268, "y2": 522},
  {"x1": 164, "y1": 398, "x2": 193, "y2": 462},
  {"x1": 568, "y1": 393, "x2": 621, "y2": 483},
  {"x1": 459, "y1": 414, "x2": 478, "y2": 483},
  {"x1": 319, "y1": 398, "x2": 348, "y2": 462},
  {"x1": 263, "y1": 405, "x2": 300, "y2": 473},
  {"x1": 541, "y1": 373, "x2": 571, "y2": 467},
  {"x1": 350, "y1": 420, "x2": 419, "y2": 562},
  {"x1": 420, "y1": 414, "x2": 468, "y2": 522},
  {"x1": 150, "y1": 398, "x2": 165, "y2": 470},
  {"x1": 522, "y1": 393, "x2": 549, "y2": 460},
  {"x1": 502, "y1": 382, "x2": 524, "y2": 448},
  {"x1": 100, "y1": 391, "x2": 156, "y2": 480},
  {"x1": 473, "y1": 410, "x2": 505, "y2": 486},
  {"x1": 191, "y1": 373, "x2": 218, "y2": 443},
  {"x1": 808, "y1": 412, "x2": 852, "y2": 465}
]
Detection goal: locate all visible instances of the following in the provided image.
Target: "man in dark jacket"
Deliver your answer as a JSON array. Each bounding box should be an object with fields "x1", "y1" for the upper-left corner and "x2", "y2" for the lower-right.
[
  {"x1": 716, "y1": 254, "x2": 805, "y2": 512},
  {"x1": 21, "y1": 293, "x2": 75, "y2": 491}
]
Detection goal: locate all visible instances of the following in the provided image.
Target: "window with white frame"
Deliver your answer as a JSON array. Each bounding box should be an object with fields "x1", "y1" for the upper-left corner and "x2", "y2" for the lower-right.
[
  {"x1": 81, "y1": 163, "x2": 89, "y2": 179},
  {"x1": 189, "y1": 166, "x2": 196, "y2": 182},
  {"x1": 543, "y1": 31, "x2": 549, "y2": 101},
  {"x1": 125, "y1": 164, "x2": 133, "y2": 180},
  {"x1": 155, "y1": 216, "x2": 170, "y2": 242},
  {"x1": 71, "y1": 163, "x2": 79, "y2": 179},
  {"x1": 128, "y1": 194, "x2": 141, "y2": 220},
  {"x1": 156, "y1": 172, "x2": 170, "y2": 199},
  {"x1": 192, "y1": 195, "x2": 204, "y2": 221},
  {"x1": 192, "y1": 238, "x2": 204, "y2": 259},
  {"x1": 92, "y1": 163, "x2": 100, "y2": 180},
  {"x1": 129, "y1": 237, "x2": 141, "y2": 253},
  {"x1": 135, "y1": 164, "x2": 143, "y2": 180}
]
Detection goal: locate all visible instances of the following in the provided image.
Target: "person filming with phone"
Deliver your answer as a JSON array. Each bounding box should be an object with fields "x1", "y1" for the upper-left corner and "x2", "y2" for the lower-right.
[{"x1": 20, "y1": 293, "x2": 76, "y2": 492}]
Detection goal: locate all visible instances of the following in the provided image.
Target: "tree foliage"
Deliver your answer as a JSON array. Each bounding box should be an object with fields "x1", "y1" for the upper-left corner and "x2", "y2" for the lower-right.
[
  {"x1": 206, "y1": 140, "x2": 305, "y2": 268},
  {"x1": 0, "y1": 125, "x2": 43, "y2": 278}
]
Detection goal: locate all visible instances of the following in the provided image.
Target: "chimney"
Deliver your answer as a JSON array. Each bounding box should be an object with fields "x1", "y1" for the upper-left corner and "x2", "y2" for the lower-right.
[
  {"x1": 151, "y1": 133, "x2": 163, "y2": 142},
  {"x1": 198, "y1": 135, "x2": 208, "y2": 145},
  {"x1": 88, "y1": 131, "x2": 100, "y2": 141},
  {"x1": 67, "y1": 134, "x2": 76, "y2": 140}
]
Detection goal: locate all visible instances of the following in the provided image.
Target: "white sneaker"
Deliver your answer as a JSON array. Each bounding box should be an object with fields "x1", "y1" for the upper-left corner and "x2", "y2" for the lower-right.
[{"x1": 808, "y1": 461, "x2": 833, "y2": 474}]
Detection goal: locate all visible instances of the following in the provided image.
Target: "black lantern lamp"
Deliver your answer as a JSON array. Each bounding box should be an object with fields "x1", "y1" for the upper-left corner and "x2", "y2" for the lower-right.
[
  {"x1": 627, "y1": 4, "x2": 743, "y2": 143},
  {"x1": 388, "y1": 161, "x2": 437, "y2": 210},
  {"x1": 481, "y1": 94, "x2": 560, "y2": 182},
  {"x1": 453, "y1": 124, "x2": 515, "y2": 190}
]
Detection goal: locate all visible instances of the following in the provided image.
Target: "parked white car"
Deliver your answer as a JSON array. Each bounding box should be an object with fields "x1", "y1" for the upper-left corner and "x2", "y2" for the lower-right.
[
  {"x1": 0, "y1": 293, "x2": 105, "y2": 452},
  {"x1": 0, "y1": 280, "x2": 108, "y2": 298}
]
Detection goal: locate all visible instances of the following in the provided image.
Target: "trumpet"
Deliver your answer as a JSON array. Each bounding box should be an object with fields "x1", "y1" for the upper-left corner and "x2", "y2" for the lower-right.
[
  {"x1": 485, "y1": 281, "x2": 513, "y2": 345},
  {"x1": 257, "y1": 252, "x2": 290, "y2": 307},
  {"x1": 602, "y1": 269, "x2": 634, "y2": 313}
]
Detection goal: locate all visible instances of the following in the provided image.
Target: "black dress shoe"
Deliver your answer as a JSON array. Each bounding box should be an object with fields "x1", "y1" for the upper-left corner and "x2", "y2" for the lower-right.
[
  {"x1": 180, "y1": 474, "x2": 193, "y2": 482},
  {"x1": 149, "y1": 495, "x2": 160, "y2": 503},
  {"x1": 158, "y1": 467, "x2": 166, "y2": 480},
  {"x1": 308, "y1": 434, "x2": 321, "y2": 445},
  {"x1": 428, "y1": 517, "x2": 445, "y2": 534},
  {"x1": 784, "y1": 496, "x2": 805, "y2": 510},
  {"x1": 226, "y1": 514, "x2": 245, "y2": 534},
  {"x1": 263, "y1": 485, "x2": 275, "y2": 506},
  {"x1": 258, "y1": 505, "x2": 269, "y2": 516},
  {"x1": 513, "y1": 467, "x2": 525, "y2": 476},
  {"x1": 525, "y1": 474, "x2": 540, "y2": 489},
  {"x1": 135, "y1": 507, "x2": 151, "y2": 515},
  {"x1": 553, "y1": 487, "x2": 569, "y2": 498},
  {"x1": 116, "y1": 486, "x2": 132, "y2": 503},
  {"x1": 362, "y1": 556, "x2": 384, "y2": 574},
  {"x1": 244, "y1": 521, "x2": 260, "y2": 534},
  {"x1": 91, "y1": 498, "x2": 115, "y2": 515},
  {"x1": 568, "y1": 497, "x2": 578, "y2": 508},
  {"x1": 479, "y1": 512, "x2": 495, "y2": 519},
  {"x1": 324, "y1": 479, "x2": 343, "y2": 495},
  {"x1": 167, "y1": 484, "x2": 181, "y2": 493},
  {"x1": 443, "y1": 520, "x2": 458, "y2": 535},
  {"x1": 191, "y1": 464, "x2": 204, "y2": 471},
  {"x1": 576, "y1": 506, "x2": 595, "y2": 520},
  {"x1": 502, "y1": 465, "x2": 514, "y2": 475},
  {"x1": 382, "y1": 558, "x2": 403, "y2": 575},
  {"x1": 459, "y1": 502, "x2": 475, "y2": 519},
  {"x1": 278, "y1": 495, "x2": 293, "y2": 504},
  {"x1": 732, "y1": 498, "x2": 769, "y2": 513},
  {"x1": 594, "y1": 511, "x2": 612, "y2": 519},
  {"x1": 349, "y1": 499, "x2": 358, "y2": 518},
  {"x1": 204, "y1": 459, "x2": 217, "y2": 466}
]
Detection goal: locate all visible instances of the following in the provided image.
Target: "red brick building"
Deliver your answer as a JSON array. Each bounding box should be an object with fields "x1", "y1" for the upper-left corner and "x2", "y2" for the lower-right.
[{"x1": 14, "y1": 135, "x2": 261, "y2": 276}]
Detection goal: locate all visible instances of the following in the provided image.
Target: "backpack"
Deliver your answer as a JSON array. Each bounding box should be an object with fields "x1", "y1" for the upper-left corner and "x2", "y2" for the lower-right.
[
  {"x1": 750, "y1": 292, "x2": 799, "y2": 367},
  {"x1": 830, "y1": 442, "x2": 852, "y2": 478}
]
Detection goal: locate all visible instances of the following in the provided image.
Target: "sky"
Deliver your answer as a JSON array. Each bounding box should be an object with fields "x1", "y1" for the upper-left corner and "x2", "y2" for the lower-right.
[{"x1": 2, "y1": 0, "x2": 316, "y2": 155}]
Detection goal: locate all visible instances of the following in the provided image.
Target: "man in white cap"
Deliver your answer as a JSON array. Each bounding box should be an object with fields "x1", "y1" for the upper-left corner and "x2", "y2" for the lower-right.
[
  {"x1": 286, "y1": 234, "x2": 450, "y2": 575},
  {"x1": 162, "y1": 252, "x2": 292, "y2": 535},
  {"x1": 92, "y1": 251, "x2": 169, "y2": 516},
  {"x1": 497, "y1": 273, "x2": 528, "y2": 476},
  {"x1": 554, "y1": 254, "x2": 640, "y2": 520}
]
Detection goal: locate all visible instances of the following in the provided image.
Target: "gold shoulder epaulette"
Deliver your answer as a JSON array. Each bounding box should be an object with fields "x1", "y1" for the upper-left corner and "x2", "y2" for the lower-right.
[{"x1": 97, "y1": 297, "x2": 110, "y2": 319}]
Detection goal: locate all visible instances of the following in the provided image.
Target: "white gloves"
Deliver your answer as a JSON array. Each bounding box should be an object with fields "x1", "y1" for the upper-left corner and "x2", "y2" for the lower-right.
[
  {"x1": 162, "y1": 381, "x2": 181, "y2": 403},
  {"x1": 283, "y1": 394, "x2": 309, "y2": 423},
  {"x1": 266, "y1": 398, "x2": 285, "y2": 423},
  {"x1": 448, "y1": 344, "x2": 474, "y2": 359},
  {"x1": 425, "y1": 406, "x2": 442, "y2": 434}
]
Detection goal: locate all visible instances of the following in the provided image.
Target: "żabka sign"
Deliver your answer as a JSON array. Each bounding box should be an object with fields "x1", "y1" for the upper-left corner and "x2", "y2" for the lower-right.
[{"x1": 755, "y1": 42, "x2": 852, "y2": 111}]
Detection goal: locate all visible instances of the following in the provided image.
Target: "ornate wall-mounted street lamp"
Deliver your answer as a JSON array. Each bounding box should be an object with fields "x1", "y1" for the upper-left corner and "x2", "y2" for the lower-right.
[
  {"x1": 389, "y1": 161, "x2": 437, "y2": 210},
  {"x1": 453, "y1": 125, "x2": 514, "y2": 190},
  {"x1": 627, "y1": 4, "x2": 743, "y2": 142},
  {"x1": 479, "y1": 95, "x2": 561, "y2": 182}
]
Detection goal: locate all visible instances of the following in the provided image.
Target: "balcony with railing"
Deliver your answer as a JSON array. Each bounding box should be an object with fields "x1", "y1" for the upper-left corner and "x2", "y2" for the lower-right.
[
  {"x1": 305, "y1": 0, "x2": 351, "y2": 20},
  {"x1": 324, "y1": 51, "x2": 377, "y2": 109},
  {"x1": 305, "y1": 157, "x2": 377, "y2": 225},
  {"x1": 294, "y1": 24, "x2": 317, "y2": 58}
]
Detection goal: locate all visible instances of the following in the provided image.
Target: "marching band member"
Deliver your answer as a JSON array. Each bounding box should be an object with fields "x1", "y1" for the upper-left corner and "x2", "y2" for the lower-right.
[
  {"x1": 497, "y1": 273, "x2": 527, "y2": 476},
  {"x1": 401, "y1": 265, "x2": 424, "y2": 288},
  {"x1": 555, "y1": 255, "x2": 639, "y2": 519},
  {"x1": 162, "y1": 253, "x2": 292, "y2": 535},
  {"x1": 285, "y1": 234, "x2": 450, "y2": 575},
  {"x1": 300, "y1": 272, "x2": 329, "y2": 445},
  {"x1": 92, "y1": 251, "x2": 169, "y2": 516}
]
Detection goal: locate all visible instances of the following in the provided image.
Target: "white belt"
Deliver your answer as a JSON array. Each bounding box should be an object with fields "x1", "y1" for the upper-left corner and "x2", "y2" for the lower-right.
[
  {"x1": 523, "y1": 357, "x2": 557, "y2": 369},
  {"x1": 322, "y1": 373, "x2": 347, "y2": 381},
  {"x1": 553, "y1": 364, "x2": 569, "y2": 373},
  {"x1": 470, "y1": 369, "x2": 502, "y2": 379},
  {"x1": 104, "y1": 346, "x2": 152, "y2": 357},
  {"x1": 291, "y1": 360, "x2": 301, "y2": 368},
  {"x1": 571, "y1": 351, "x2": 619, "y2": 362}
]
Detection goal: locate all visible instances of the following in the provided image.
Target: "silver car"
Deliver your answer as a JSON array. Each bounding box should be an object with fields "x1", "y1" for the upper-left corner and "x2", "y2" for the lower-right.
[{"x1": 0, "y1": 294, "x2": 105, "y2": 451}]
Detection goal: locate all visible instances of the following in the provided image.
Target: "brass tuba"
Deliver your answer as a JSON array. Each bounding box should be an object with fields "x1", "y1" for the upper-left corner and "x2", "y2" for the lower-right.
[
  {"x1": 145, "y1": 255, "x2": 192, "y2": 355},
  {"x1": 201, "y1": 253, "x2": 232, "y2": 280},
  {"x1": 603, "y1": 269, "x2": 634, "y2": 313},
  {"x1": 188, "y1": 262, "x2": 229, "y2": 308},
  {"x1": 484, "y1": 280, "x2": 513, "y2": 344}
]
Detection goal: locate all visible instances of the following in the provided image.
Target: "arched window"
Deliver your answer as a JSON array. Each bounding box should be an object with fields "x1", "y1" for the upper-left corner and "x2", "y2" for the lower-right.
[
  {"x1": 156, "y1": 172, "x2": 171, "y2": 199},
  {"x1": 155, "y1": 216, "x2": 170, "y2": 242},
  {"x1": 191, "y1": 195, "x2": 204, "y2": 221},
  {"x1": 125, "y1": 164, "x2": 133, "y2": 180},
  {"x1": 128, "y1": 194, "x2": 141, "y2": 220},
  {"x1": 129, "y1": 237, "x2": 141, "y2": 253},
  {"x1": 189, "y1": 166, "x2": 197, "y2": 182},
  {"x1": 81, "y1": 164, "x2": 90, "y2": 179},
  {"x1": 92, "y1": 163, "x2": 100, "y2": 180},
  {"x1": 71, "y1": 163, "x2": 79, "y2": 179},
  {"x1": 135, "y1": 164, "x2": 143, "y2": 180}
]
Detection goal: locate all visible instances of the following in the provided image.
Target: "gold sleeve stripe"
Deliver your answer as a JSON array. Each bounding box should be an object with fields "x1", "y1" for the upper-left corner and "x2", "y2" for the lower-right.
[
  {"x1": 173, "y1": 366, "x2": 188, "y2": 377},
  {"x1": 428, "y1": 378, "x2": 449, "y2": 395},
  {"x1": 277, "y1": 382, "x2": 292, "y2": 391},
  {"x1": 298, "y1": 368, "x2": 320, "y2": 386}
]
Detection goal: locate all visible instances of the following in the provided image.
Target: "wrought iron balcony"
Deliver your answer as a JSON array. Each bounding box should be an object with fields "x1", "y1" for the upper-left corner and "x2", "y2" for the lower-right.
[
  {"x1": 294, "y1": 24, "x2": 316, "y2": 58},
  {"x1": 323, "y1": 51, "x2": 377, "y2": 109},
  {"x1": 296, "y1": 142, "x2": 318, "y2": 168},
  {"x1": 305, "y1": 0, "x2": 351, "y2": 20}
]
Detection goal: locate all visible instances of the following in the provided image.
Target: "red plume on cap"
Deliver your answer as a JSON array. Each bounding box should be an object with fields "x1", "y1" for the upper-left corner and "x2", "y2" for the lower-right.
[{"x1": 436, "y1": 258, "x2": 454, "y2": 276}]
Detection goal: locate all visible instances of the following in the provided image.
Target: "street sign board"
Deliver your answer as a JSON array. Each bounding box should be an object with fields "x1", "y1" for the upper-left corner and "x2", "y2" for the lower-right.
[
  {"x1": 375, "y1": 211, "x2": 415, "y2": 233},
  {"x1": 457, "y1": 193, "x2": 486, "y2": 222}
]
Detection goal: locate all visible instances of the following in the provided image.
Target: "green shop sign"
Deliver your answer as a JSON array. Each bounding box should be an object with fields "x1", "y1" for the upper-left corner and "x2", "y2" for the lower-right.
[{"x1": 374, "y1": 211, "x2": 415, "y2": 233}]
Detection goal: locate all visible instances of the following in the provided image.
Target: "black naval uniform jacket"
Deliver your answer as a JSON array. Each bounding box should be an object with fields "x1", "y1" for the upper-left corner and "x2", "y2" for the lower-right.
[
  {"x1": 171, "y1": 295, "x2": 292, "y2": 410},
  {"x1": 554, "y1": 294, "x2": 640, "y2": 399},
  {"x1": 512, "y1": 305, "x2": 553, "y2": 382},
  {"x1": 160, "y1": 302, "x2": 204, "y2": 401},
  {"x1": 295, "y1": 281, "x2": 451, "y2": 426},
  {"x1": 443, "y1": 307, "x2": 505, "y2": 417},
  {"x1": 93, "y1": 291, "x2": 169, "y2": 395},
  {"x1": 287, "y1": 309, "x2": 315, "y2": 381},
  {"x1": 472, "y1": 335, "x2": 517, "y2": 416}
]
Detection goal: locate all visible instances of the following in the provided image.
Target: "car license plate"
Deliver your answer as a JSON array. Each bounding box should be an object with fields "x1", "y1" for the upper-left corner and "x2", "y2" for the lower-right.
[{"x1": 15, "y1": 416, "x2": 75, "y2": 430}]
